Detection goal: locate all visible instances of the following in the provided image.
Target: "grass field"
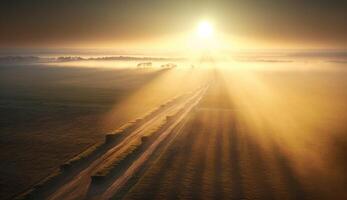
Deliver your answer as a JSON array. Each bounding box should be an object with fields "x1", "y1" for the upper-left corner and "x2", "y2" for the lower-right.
[
  {"x1": 0, "y1": 61, "x2": 206, "y2": 199},
  {"x1": 1, "y1": 59, "x2": 347, "y2": 199},
  {"x1": 123, "y1": 66, "x2": 347, "y2": 200}
]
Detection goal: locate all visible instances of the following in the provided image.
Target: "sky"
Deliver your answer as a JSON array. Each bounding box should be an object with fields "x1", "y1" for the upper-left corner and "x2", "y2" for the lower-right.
[{"x1": 1, "y1": 0, "x2": 347, "y2": 51}]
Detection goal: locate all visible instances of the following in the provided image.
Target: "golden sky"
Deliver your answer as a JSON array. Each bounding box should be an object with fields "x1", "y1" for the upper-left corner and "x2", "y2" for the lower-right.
[{"x1": 1, "y1": 0, "x2": 347, "y2": 50}]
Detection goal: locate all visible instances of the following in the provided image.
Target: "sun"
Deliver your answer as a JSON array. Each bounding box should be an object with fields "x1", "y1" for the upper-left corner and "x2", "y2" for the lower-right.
[
  {"x1": 197, "y1": 21, "x2": 214, "y2": 39},
  {"x1": 187, "y1": 20, "x2": 219, "y2": 53}
]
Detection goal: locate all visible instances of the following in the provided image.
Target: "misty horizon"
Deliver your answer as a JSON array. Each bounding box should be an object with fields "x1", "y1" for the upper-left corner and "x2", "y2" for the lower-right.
[{"x1": 1, "y1": 1, "x2": 347, "y2": 200}]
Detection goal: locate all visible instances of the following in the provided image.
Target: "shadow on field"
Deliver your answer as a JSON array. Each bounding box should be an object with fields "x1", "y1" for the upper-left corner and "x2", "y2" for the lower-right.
[
  {"x1": 227, "y1": 116, "x2": 246, "y2": 200},
  {"x1": 142, "y1": 116, "x2": 200, "y2": 200},
  {"x1": 4, "y1": 67, "x2": 174, "y2": 200},
  {"x1": 213, "y1": 111, "x2": 224, "y2": 200},
  {"x1": 166, "y1": 118, "x2": 202, "y2": 200},
  {"x1": 271, "y1": 141, "x2": 307, "y2": 200},
  {"x1": 189, "y1": 122, "x2": 209, "y2": 200},
  {"x1": 123, "y1": 69, "x2": 347, "y2": 200}
]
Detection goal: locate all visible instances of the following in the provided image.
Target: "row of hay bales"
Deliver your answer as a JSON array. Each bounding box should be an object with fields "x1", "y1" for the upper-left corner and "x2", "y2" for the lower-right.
[
  {"x1": 90, "y1": 140, "x2": 146, "y2": 185},
  {"x1": 62, "y1": 89, "x2": 200, "y2": 174},
  {"x1": 59, "y1": 121, "x2": 144, "y2": 172},
  {"x1": 15, "y1": 105, "x2": 189, "y2": 200},
  {"x1": 90, "y1": 93, "x2": 202, "y2": 186},
  {"x1": 60, "y1": 93, "x2": 189, "y2": 172},
  {"x1": 90, "y1": 119, "x2": 172, "y2": 185},
  {"x1": 15, "y1": 92, "x2": 191, "y2": 200},
  {"x1": 104, "y1": 119, "x2": 142, "y2": 144},
  {"x1": 104, "y1": 93, "x2": 189, "y2": 144}
]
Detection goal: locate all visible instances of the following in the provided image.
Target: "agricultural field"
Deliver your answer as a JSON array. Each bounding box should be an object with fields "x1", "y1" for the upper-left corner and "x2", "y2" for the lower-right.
[
  {"x1": 1, "y1": 60, "x2": 347, "y2": 200},
  {"x1": 123, "y1": 68, "x2": 347, "y2": 200},
  {"x1": 2, "y1": 1, "x2": 347, "y2": 199},
  {"x1": 0, "y1": 62, "x2": 207, "y2": 199}
]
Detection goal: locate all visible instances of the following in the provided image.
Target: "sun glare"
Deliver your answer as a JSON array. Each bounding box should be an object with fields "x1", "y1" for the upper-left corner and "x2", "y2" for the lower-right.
[
  {"x1": 197, "y1": 21, "x2": 214, "y2": 39},
  {"x1": 187, "y1": 20, "x2": 222, "y2": 58}
]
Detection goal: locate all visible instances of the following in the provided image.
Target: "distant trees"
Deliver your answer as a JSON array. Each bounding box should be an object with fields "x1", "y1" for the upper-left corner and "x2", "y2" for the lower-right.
[
  {"x1": 136, "y1": 62, "x2": 152, "y2": 69},
  {"x1": 136, "y1": 62, "x2": 178, "y2": 69},
  {"x1": 160, "y1": 63, "x2": 177, "y2": 69},
  {"x1": 0, "y1": 56, "x2": 39, "y2": 63},
  {"x1": 56, "y1": 56, "x2": 84, "y2": 62}
]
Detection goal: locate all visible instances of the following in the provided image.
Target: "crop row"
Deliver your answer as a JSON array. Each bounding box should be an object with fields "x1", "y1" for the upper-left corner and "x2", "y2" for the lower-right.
[
  {"x1": 90, "y1": 118, "x2": 171, "y2": 185},
  {"x1": 15, "y1": 92, "x2": 191, "y2": 200},
  {"x1": 89, "y1": 90, "x2": 204, "y2": 187}
]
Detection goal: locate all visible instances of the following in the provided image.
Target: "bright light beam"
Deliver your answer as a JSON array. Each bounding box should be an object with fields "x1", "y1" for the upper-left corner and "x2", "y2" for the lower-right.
[{"x1": 197, "y1": 21, "x2": 214, "y2": 39}]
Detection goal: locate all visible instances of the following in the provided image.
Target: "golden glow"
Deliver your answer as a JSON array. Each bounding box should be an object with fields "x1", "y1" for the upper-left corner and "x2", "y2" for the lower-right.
[
  {"x1": 185, "y1": 20, "x2": 220, "y2": 59},
  {"x1": 197, "y1": 21, "x2": 214, "y2": 39}
]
